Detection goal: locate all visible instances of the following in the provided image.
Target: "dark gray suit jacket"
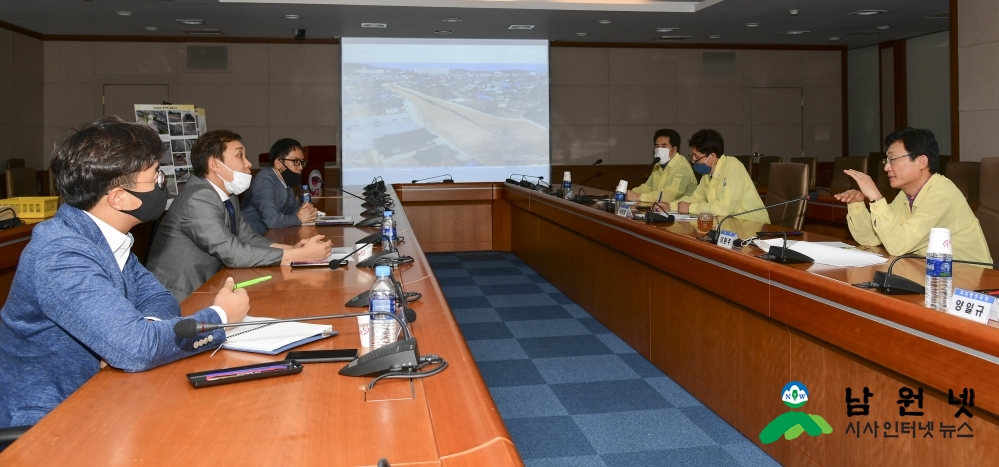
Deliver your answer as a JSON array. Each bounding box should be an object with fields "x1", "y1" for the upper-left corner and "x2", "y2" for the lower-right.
[
  {"x1": 241, "y1": 167, "x2": 301, "y2": 235},
  {"x1": 147, "y1": 175, "x2": 283, "y2": 301}
]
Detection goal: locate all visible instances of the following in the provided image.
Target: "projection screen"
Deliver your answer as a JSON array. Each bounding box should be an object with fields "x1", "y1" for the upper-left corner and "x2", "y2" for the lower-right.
[{"x1": 341, "y1": 38, "x2": 550, "y2": 186}]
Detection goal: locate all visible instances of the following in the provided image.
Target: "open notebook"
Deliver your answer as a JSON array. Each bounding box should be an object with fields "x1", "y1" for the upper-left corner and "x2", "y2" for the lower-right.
[{"x1": 222, "y1": 317, "x2": 337, "y2": 355}]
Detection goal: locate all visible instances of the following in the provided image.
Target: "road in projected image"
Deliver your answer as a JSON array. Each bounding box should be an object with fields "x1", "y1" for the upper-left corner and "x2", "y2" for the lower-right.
[{"x1": 342, "y1": 62, "x2": 549, "y2": 175}]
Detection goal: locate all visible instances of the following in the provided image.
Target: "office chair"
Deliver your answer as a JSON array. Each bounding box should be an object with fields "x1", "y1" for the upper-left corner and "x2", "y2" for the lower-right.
[
  {"x1": 946, "y1": 162, "x2": 980, "y2": 204},
  {"x1": 755, "y1": 156, "x2": 782, "y2": 189},
  {"x1": 977, "y1": 158, "x2": 999, "y2": 257},
  {"x1": 789, "y1": 157, "x2": 816, "y2": 192},
  {"x1": 765, "y1": 163, "x2": 809, "y2": 230},
  {"x1": 826, "y1": 156, "x2": 868, "y2": 195},
  {"x1": 6, "y1": 167, "x2": 38, "y2": 197}
]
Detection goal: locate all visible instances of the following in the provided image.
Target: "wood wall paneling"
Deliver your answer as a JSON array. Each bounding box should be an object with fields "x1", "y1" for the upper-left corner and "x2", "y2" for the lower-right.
[
  {"x1": 787, "y1": 330, "x2": 999, "y2": 465},
  {"x1": 536, "y1": 216, "x2": 652, "y2": 357}
]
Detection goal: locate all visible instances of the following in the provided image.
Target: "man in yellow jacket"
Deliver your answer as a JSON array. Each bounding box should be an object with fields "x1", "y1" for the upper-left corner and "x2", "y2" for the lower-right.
[
  {"x1": 659, "y1": 129, "x2": 770, "y2": 224},
  {"x1": 627, "y1": 129, "x2": 697, "y2": 204},
  {"x1": 835, "y1": 127, "x2": 991, "y2": 263}
]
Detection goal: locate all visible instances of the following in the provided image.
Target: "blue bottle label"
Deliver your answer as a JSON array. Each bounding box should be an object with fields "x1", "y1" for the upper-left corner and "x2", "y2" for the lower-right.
[
  {"x1": 926, "y1": 258, "x2": 953, "y2": 278},
  {"x1": 615, "y1": 191, "x2": 625, "y2": 202},
  {"x1": 563, "y1": 181, "x2": 571, "y2": 190},
  {"x1": 370, "y1": 297, "x2": 396, "y2": 316}
]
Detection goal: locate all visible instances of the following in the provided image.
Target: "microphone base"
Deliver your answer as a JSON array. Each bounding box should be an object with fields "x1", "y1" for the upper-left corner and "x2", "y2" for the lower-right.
[
  {"x1": 574, "y1": 195, "x2": 596, "y2": 205},
  {"x1": 355, "y1": 216, "x2": 382, "y2": 228},
  {"x1": 873, "y1": 271, "x2": 926, "y2": 295},
  {"x1": 339, "y1": 338, "x2": 419, "y2": 377},
  {"x1": 357, "y1": 249, "x2": 400, "y2": 268},
  {"x1": 760, "y1": 247, "x2": 814, "y2": 265},
  {"x1": 442, "y1": 179, "x2": 454, "y2": 183}
]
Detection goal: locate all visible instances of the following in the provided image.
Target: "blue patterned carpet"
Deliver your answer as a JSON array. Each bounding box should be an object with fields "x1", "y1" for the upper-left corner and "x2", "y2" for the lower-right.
[{"x1": 426, "y1": 251, "x2": 780, "y2": 467}]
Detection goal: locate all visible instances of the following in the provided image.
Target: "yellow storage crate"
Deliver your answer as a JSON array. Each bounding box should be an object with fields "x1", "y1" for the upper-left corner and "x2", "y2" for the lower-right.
[{"x1": 0, "y1": 197, "x2": 59, "y2": 218}]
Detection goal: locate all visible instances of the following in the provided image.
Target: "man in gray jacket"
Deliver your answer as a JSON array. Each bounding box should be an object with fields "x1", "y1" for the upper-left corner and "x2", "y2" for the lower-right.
[
  {"x1": 241, "y1": 138, "x2": 318, "y2": 234},
  {"x1": 147, "y1": 130, "x2": 332, "y2": 301}
]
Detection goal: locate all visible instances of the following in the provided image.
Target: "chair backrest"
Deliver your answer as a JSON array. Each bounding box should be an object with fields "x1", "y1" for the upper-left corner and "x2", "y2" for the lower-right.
[
  {"x1": 764, "y1": 162, "x2": 809, "y2": 230},
  {"x1": 977, "y1": 158, "x2": 999, "y2": 257},
  {"x1": 734, "y1": 155, "x2": 752, "y2": 176},
  {"x1": 830, "y1": 156, "x2": 868, "y2": 194},
  {"x1": 6, "y1": 167, "x2": 38, "y2": 198},
  {"x1": 946, "y1": 162, "x2": 980, "y2": 204},
  {"x1": 938, "y1": 155, "x2": 952, "y2": 176},
  {"x1": 755, "y1": 156, "x2": 783, "y2": 189},
  {"x1": 5, "y1": 159, "x2": 25, "y2": 170},
  {"x1": 789, "y1": 157, "x2": 816, "y2": 191}
]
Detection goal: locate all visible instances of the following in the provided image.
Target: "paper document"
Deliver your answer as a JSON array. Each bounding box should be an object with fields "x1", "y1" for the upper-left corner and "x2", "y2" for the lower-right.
[
  {"x1": 223, "y1": 316, "x2": 336, "y2": 355},
  {"x1": 753, "y1": 239, "x2": 887, "y2": 268},
  {"x1": 327, "y1": 247, "x2": 356, "y2": 263}
]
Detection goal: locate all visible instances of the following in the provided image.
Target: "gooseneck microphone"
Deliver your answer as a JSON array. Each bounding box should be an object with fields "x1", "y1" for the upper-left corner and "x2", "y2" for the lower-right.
[
  {"x1": 854, "y1": 255, "x2": 999, "y2": 295},
  {"x1": 706, "y1": 194, "x2": 816, "y2": 243},
  {"x1": 174, "y1": 311, "x2": 413, "y2": 339},
  {"x1": 575, "y1": 159, "x2": 605, "y2": 186},
  {"x1": 321, "y1": 183, "x2": 381, "y2": 203},
  {"x1": 175, "y1": 310, "x2": 435, "y2": 382},
  {"x1": 328, "y1": 239, "x2": 376, "y2": 270},
  {"x1": 625, "y1": 157, "x2": 661, "y2": 186},
  {"x1": 757, "y1": 230, "x2": 813, "y2": 264},
  {"x1": 411, "y1": 174, "x2": 454, "y2": 184}
]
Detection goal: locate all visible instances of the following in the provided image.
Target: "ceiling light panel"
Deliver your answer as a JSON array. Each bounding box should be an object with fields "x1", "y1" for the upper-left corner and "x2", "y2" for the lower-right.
[
  {"x1": 850, "y1": 10, "x2": 887, "y2": 16},
  {"x1": 362, "y1": 23, "x2": 387, "y2": 28},
  {"x1": 508, "y1": 25, "x2": 535, "y2": 30}
]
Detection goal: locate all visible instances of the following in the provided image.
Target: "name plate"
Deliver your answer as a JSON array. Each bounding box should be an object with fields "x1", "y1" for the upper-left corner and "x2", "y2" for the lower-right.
[
  {"x1": 616, "y1": 205, "x2": 632, "y2": 218},
  {"x1": 946, "y1": 288, "x2": 996, "y2": 325},
  {"x1": 717, "y1": 230, "x2": 739, "y2": 250}
]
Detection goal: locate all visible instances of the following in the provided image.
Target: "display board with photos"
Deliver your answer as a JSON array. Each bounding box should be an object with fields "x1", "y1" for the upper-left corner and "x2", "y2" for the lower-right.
[{"x1": 134, "y1": 104, "x2": 207, "y2": 198}]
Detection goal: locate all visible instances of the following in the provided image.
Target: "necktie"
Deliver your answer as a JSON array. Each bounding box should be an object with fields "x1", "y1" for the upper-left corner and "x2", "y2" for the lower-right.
[{"x1": 223, "y1": 199, "x2": 237, "y2": 235}]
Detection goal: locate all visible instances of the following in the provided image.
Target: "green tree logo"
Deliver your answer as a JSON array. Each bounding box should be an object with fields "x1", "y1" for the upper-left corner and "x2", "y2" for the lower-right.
[{"x1": 759, "y1": 382, "x2": 833, "y2": 444}]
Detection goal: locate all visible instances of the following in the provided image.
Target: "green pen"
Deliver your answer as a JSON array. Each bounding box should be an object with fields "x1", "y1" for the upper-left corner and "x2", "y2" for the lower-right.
[{"x1": 233, "y1": 275, "x2": 272, "y2": 290}]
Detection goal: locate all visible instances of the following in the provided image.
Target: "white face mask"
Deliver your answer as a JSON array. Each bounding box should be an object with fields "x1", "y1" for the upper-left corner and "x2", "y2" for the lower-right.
[
  {"x1": 655, "y1": 147, "x2": 672, "y2": 163},
  {"x1": 216, "y1": 161, "x2": 252, "y2": 195}
]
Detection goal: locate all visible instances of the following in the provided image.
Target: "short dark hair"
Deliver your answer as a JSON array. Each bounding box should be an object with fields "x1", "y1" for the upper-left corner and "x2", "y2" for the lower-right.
[
  {"x1": 884, "y1": 127, "x2": 940, "y2": 174},
  {"x1": 191, "y1": 129, "x2": 242, "y2": 177},
  {"x1": 653, "y1": 129, "x2": 681, "y2": 148},
  {"x1": 688, "y1": 129, "x2": 724, "y2": 157},
  {"x1": 269, "y1": 138, "x2": 303, "y2": 168},
  {"x1": 50, "y1": 116, "x2": 162, "y2": 210}
]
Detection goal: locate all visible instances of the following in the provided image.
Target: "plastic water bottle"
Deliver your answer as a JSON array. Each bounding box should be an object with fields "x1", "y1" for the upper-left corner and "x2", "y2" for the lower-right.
[
  {"x1": 381, "y1": 210, "x2": 396, "y2": 250},
  {"x1": 562, "y1": 171, "x2": 573, "y2": 200},
  {"x1": 612, "y1": 180, "x2": 628, "y2": 212},
  {"x1": 925, "y1": 227, "x2": 953, "y2": 310},
  {"x1": 301, "y1": 185, "x2": 311, "y2": 205},
  {"x1": 369, "y1": 266, "x2": 399, "y2": 349}
]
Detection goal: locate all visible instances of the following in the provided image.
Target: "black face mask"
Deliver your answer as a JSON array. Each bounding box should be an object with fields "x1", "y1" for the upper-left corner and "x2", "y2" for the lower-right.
[
  {"x1": 122, "y1": 184, "x2": 168, "y2": 223},
  {"x1": 280, "y1": 167, "x2": 303, "y2": 187}
]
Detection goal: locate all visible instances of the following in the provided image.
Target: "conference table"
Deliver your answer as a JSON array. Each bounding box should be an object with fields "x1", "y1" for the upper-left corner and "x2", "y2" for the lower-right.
[
  {"x1": 0, "y1": 189, "x2": 521, "y2": 466},
  {"x1": 396, "y1": 182, "x2": 999, "y2": 467},
  {"x1": 4, "y1": 181, "x2": 999, "y2": 467}
]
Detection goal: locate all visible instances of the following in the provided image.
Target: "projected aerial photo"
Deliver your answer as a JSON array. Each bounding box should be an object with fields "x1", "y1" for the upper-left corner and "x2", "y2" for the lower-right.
[{"x1": 341, "y1": 39, "x2": 549, "y2": 177}]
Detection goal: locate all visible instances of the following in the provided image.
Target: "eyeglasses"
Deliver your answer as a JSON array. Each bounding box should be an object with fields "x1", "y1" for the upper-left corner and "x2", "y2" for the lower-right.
[
  {"x1": 882, "y1": 153, "x2": 914, "y2": 166},
  {"x1": 690, "y1": 153, "x2": 709, "y2": 164},
  {"x1": 280, "y1": 158, "x2": 308, "y2": 168},
  {"x1": 131, "y1": 170, "x2": 167, "y2": 189}
]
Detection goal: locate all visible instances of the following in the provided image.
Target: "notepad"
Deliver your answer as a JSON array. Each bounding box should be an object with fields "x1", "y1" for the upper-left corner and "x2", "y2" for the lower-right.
[{"x1": 222, "y1": 317, "x2": 337, "y2": 355}]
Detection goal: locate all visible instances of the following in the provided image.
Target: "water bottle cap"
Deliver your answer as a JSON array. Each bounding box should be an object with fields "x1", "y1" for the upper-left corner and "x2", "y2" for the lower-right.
[
  {"x1": 383, "y1": 210, "x2": 393, "y2": 216},
  {"x1": 616, "y1": 180, "x2": 628, "y2": 192},
  {"x1": 302, "y1": 185, "x2": 308, "y2": 189},
  {"x1": 375, "y1": 266, "x2": 391, "y2": 277},
  {"x1": 927, "y1": 227, "x2": 952, "y2": 255},
  {"x1": 563, "y1": 171, "x2": 571, "y2": 181}
]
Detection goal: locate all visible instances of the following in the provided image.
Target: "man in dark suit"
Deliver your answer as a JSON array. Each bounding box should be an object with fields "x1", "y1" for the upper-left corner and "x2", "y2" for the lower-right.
[
  {"x1": 147, "y1": 130, "x2": 332, "y2": 301},
  {"x1": 241, "y1": 138, "x2": 318, "y2": 234}
]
